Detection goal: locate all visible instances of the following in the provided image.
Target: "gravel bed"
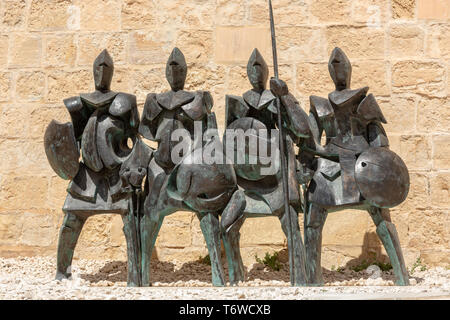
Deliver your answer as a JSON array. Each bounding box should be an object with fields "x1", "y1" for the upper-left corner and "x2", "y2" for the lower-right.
[{"x1": 0, "y1": 256, "x2": 448, "y2": 300}]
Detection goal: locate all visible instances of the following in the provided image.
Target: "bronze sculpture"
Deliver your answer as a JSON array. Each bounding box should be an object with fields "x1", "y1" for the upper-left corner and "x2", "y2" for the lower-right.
[
  {"x1": 44, "y1": 49, "x2": 152, "y2": 286},
  {"x1": 220, "y1": 48, "x2": 311, "y2": 286},
  {"x1": 138, "y1": 47, "x2": 237, "y2": 287},
  {"x1": 302, "y1": 47, "x2": 410, "y2": 286},
  {"x1": 42, "y1": 3, "x2": 412, "y2": 288}
]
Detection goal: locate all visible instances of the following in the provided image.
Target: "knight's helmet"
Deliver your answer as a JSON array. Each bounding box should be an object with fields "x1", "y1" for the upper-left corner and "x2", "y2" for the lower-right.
[
  {"x1": 166, "y1": 47, "x2": 187, "y2": 92},
  {"x1": 328, "y1": 47, "x2": 352, "y2": 91},
  {"x1": 247, "y1": 48, "x2": 269, "y2": 91},
  {"x1": 93, "y1": 49, "x2": 114, "y2": 92}
]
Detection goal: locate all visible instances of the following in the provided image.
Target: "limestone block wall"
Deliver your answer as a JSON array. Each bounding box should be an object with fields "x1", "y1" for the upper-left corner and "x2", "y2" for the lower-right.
[{"x1": 0, "y1": 0, "x2": 448, "y2": 269}]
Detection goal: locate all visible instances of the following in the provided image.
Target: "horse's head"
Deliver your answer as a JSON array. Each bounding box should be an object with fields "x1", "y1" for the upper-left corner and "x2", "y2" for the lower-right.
[{"x1": 120, "y1": 139, "x2": 153, "y2": 192}]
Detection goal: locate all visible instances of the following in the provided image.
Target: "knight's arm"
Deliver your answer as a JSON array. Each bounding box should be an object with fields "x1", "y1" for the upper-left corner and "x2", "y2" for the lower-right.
[
  {"x1": 270, "y1": 78, "x2": 315, "y2": 184},
  {"x1": 357, "y1": 93, "x2": 389, "y2": 148},
  {"x1": 269, "y1": 78, "x2": 310, "y2": 140},
  {"x1": 63, "y1": 96, "x2": 94, "y2": 141},
  {"x1": 138, "y1": 93, "x2": 161, "y2": 141},
  {"x1": 225, "y1": 94, "x2": 249, "y2": 127}
]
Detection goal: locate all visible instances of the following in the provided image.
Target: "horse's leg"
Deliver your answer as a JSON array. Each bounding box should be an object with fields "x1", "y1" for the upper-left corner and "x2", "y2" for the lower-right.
[
  {"x1": 304, "y1": 203, "x2": 328, "y2": 285},
  {"x1": 278, "y1": 205, "x2": 307, "y2": 286},
  {"x1": 122, "y1": 208, "x2": 142, "y2": 287},
  {"x1": 220, "y1": 190, "x2": 246, "y2": 285},
  {"x1": 368, "y1": 207, "x2": 409, "y2": 286},
  {"x1": 56, "y1": 211, "x2": 87, "y2": 280},
  {"x1": 140, "y1": 212, "x2": 164, "y2": 287},
  {"x1": 197, "y1": 212, "x2": 226, "y2": 287}
]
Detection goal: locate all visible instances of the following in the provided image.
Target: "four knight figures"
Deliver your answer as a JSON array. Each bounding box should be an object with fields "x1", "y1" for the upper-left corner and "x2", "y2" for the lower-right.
[{"x1": 44, "y1": 45, "x2": 411, "y2": 287}]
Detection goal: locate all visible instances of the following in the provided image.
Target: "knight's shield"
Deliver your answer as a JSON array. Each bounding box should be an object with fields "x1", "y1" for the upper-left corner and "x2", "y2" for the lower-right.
[
  {"x1": 355, "y1": 147, "x2": 410, "y2": 208},
  {"x1": 44, "y1": 120, "x2": 80, "y2": 180}
]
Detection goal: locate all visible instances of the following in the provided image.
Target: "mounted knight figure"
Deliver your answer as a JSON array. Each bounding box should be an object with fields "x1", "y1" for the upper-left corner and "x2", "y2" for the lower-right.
[
  {"x1": 219, "y1": 48, "x2": 313, "y2": 286},
  {"x1": 138, "y1": 47, "x2": 237, "y2": 287},
  {"x1": 302, "y1": 47, "x2": 410, "y2": 286},
  {"x1": 44, "y1": 49, "x2": 152, "y2": 287}
]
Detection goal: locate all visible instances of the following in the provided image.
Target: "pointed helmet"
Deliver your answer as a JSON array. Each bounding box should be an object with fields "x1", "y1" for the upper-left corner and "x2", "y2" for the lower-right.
[
  {"x1": 328, "y1": 47, "x2": 352, "y2": 91},
  {"x1": 247, "y1": 48, "x2": 269, "y2": 91},
  {"x1": 93, "y1": 49, "x2": 114, "y2": 92},
  {"x1": 166, "y1": 47, "x2": 187, "y2": 92}
]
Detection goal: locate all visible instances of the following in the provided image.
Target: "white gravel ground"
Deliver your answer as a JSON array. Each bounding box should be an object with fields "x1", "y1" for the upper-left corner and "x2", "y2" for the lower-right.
[{"x1": 0, "y1": 256, "x2": 448, "y2": 300}]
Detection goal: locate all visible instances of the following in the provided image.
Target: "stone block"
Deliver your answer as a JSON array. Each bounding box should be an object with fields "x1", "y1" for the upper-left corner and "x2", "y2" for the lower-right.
[
  {"x1": 417, "y1": 97, "x2": 450, "y2": 133},
  {"x1": 156, "y1": 0, "x2": 215, "y2": 29},
  {"x1": 408, "y1": 210, "x2": 448, "y2": 248},
  {"x1": 392, "y1": 0, "x2": 416, "y2": 19},
  {"x1": 396, "y1": 172, "x2": 430, "y2": 211},
  {"x1": 426, "y1": 24, "x2": 450, "y2": 59},
  {"x1": 0, "y1": 35, "x2": 8, "y2": 66},
  {"x1": 0, "y1": 72, "x2": 12, "y2": 101},
  {"x1": 78, "y1": 33, "x2": 127, "y2": 66},
  {"x1": 128, "y1": 30, "x2": 175, "y2": 65},
  {"x1": 352, "y1": 60, "x2": 390, "y2": 96},
  {"x1": 20, "y1": 212, "x2": 58, "y2": 247},
  {"x1": 277, "y1": 26, "x2": 326, "y2": 63},
  {"x1": 15, "y1": 71, "x2": 46, "y2": 101},
  {"x1": 121, "y1": 0, "x2": 158, "y2": 30},
  {"x1": 322, "y1": 210, "x2": 370, "y2": 246},
  {"x1": 248, "y1": 0, "x2": 309, "y2": 26},
  {"x1": 432, "y1": 135, "x2": 450, "y2": 170},
  {"x1": 214, "y1": 27, "x2": 271, "y2": 64},
  {"x1": 176, "y1": 30, "x2": 213, "y2": 64},
  {"x1": 380, "y1": 95, "x2": 416, "y2": 134},
  {"x1": 1, "y1": 0, "x2": 27, "y2": 29},
  {"x1": 389, "y1": 24, "x2": 425, "y2": 58},
  {"x1": 79, "y1": 0, "x2": 121, "y2": 31},
  {"x1": 310, "y1": 0, "x2": 352, "y2": 23},
  {"x1": 155, "y1": 213, "x2": 193, "y2": 248},
  {"x1": 240, "y1": 217, "x2": 286, "y2": 246},
  {"x1": 430, "y1": 173, "x2": 450, "y2": 208},
  {"x1": 351, "y1": 0, "x2": 390, "y2": 26},
  {"x1": 215, "y1": 0, "x2": 246, "y2": 26},
  {"x1": 130, "y1": 65, "x2": 169, "y2": 103},
  {"x1": 9, "y1": 34, "x2": 42, "y2": 68},
  {"x1": 418, "y1": 0, "x2": 450, "y2": 20},
  {"x1": 0, "y1": 175, "x2": 49, "y2": 210},
  {"x1": 296, "y1": 62, "x2": 333, "y2": 100},
  {"x1": 0, "y1": 139, "x2": 54, "y2": 175},
  {"x1": 392, "y1": 60, "x2": 446, "y2": 97},
  {"x1": 47, "y1": 69, "x2": 91, "y2": 103},
  {"x1": 325, "y1": 26, "x2": 385, "y2": 60},
  {"x1": 28, "y1": 0, "x2": 73, "y2": 31},
  {"x1": 78, "y1": 215, "x2": 113, "y2": 247},
  {"x1": 44, "y1": 34, "x2": 76, "y2": 67},
  {"x1": 389, "y1": 134, "x2": 432, "y2": 171},
  {"x1": 0, "y1": 212, "x2": 22, "y2": 245}
]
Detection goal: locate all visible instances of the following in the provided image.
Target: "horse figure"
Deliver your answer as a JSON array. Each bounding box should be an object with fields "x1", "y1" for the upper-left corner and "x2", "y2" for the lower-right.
[
  {"x1": 217, "y1": 49, "x2": 314, "y2": 286},
  {"x1": 302, "y1": 48, "x2": 410, "y2": 286},
  {"x1": 137, "y1": 48, "x2": 238, "y2": 287}
]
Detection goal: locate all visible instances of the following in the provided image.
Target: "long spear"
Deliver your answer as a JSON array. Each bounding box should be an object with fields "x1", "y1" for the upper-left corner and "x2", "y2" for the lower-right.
[{"x1": 269, "y1": 0, "x2": 295, "y2": 285}]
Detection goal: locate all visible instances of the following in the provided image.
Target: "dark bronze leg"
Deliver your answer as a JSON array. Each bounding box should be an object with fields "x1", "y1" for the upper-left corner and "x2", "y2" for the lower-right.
[
  {"x1": 279, "y1": 205, "x2": 307, "y2": 286},
  {"x1": 368, "y1": 207, "x2": 410, "y2": 286},
  {"x1": 56, "y1": 211, "x2": 86, "y2": 280},
  {"x1": 197, "y1": 212, "x2": 226, "y2": 287},
  {"x1": 221, "y1": 190, "x2": 246, "y2": 285},
  {"x1": 304, "y1": 203, "x2": 328, "y2": 285}
]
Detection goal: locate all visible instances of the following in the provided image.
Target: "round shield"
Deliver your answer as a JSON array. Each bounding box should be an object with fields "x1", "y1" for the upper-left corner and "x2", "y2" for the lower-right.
[
  {"x1": 168, "y1": 147, "x2": 237, "y2": 213},
  {"x1": 44, "y1": 120, "x2": 80, "y2": 180},
  {"x1": 355, "y1": 147, "x2": 410, "y2": 208},
  {"x1": 223, "y1": 117, "x2": 277, "y2": 181}
]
